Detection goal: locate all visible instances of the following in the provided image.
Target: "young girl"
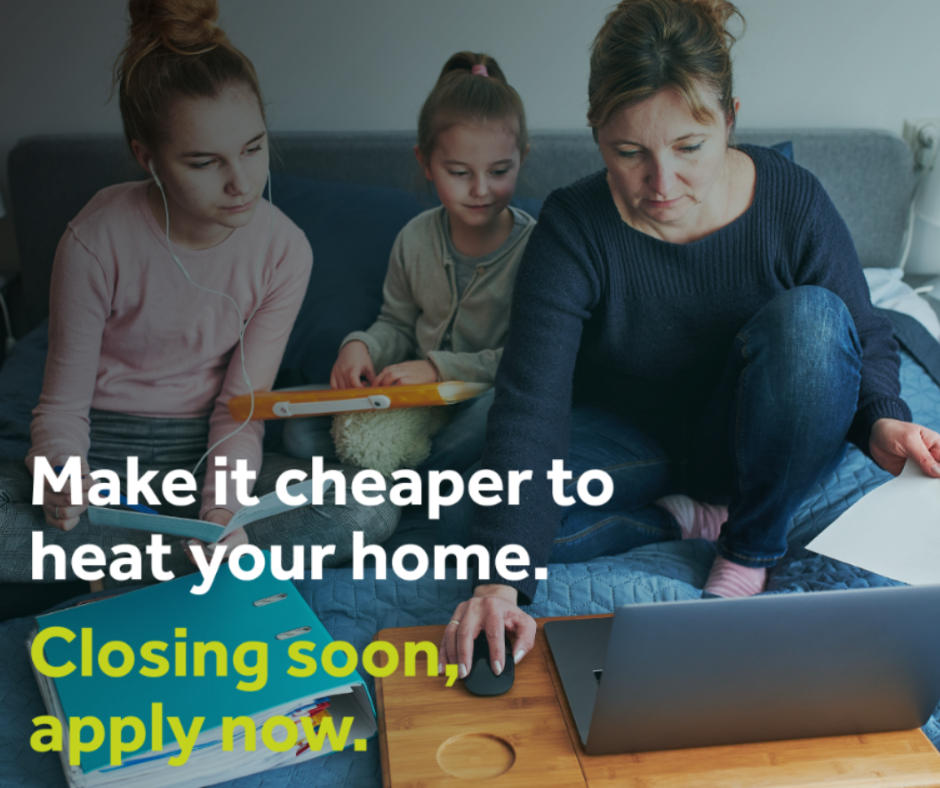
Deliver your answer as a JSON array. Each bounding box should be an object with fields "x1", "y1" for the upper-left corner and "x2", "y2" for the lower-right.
[
  {"x1": 0, "y1": 0, "x2": 398, "y2": 594},
  {"x1": 284, "y1": 52, "x2": 536, "y2": 474}
]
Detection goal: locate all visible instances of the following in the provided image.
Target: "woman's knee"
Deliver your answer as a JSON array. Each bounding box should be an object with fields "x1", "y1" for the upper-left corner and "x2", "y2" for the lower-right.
[
  {"x1": 744, "y1": 286, "x2": 862, "y2": 390},
  {"x1": 753, "y1": 287, "x2": 857, "y2": 350}
]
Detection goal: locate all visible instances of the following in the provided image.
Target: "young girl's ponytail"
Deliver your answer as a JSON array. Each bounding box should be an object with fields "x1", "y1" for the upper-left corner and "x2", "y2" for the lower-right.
[
  {"x1": 437, "y1": 51, "x2": 509, "y2": 84},
  {"x1": 112, "y1": 0, "x2": 264, "y2": 150},
  {"x1": 417, "y1": 51, "x2": 528, "y2": 162}
]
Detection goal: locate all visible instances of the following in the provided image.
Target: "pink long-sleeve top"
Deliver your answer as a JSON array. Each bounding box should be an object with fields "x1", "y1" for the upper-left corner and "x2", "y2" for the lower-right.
[{"x1": 28, "y1": 181, "x2": 313, "y2": 516}]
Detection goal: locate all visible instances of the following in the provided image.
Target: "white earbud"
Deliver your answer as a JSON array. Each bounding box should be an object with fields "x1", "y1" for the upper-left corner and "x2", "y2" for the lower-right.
[{"x1": 149, "y1": 162, "x2": 162, "y2": 188}]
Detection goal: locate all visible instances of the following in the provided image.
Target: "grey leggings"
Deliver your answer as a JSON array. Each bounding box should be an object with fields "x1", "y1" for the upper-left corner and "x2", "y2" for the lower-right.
[{"x1": 0, "y1": 409, "x2": 400, "y2": 585}]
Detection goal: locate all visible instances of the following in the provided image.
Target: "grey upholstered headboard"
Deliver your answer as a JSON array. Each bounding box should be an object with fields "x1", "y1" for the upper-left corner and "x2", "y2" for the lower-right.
[{"x1": 7, "y1": 129, "x2": 915, "y2": 332}]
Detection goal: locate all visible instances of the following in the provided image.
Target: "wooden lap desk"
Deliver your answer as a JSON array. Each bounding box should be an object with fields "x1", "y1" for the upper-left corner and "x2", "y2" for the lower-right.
[{"x1": 373, "y1": 616, "x2": 940, "y2": 787}]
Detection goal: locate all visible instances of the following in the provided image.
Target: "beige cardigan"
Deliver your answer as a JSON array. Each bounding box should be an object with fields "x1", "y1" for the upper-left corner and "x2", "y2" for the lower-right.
[{"x1": 342, "y1": 206, "x2": 535, "y2": 384}]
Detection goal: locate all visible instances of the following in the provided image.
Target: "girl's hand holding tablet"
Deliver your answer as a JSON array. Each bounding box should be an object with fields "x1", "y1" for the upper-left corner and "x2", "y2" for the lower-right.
[
  {"x1": 42, "y1": 456, "x2": 92, "y2": 532},
  {"x1": 184, "y1": 508, "x2": 248, "y2": 566},
  {"x1": 202, "y1": 509, "x2": 252, "y2": 555}
]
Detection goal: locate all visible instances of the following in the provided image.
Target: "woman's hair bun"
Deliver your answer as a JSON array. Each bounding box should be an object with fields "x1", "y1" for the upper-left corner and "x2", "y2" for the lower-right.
[
  {"x1": 588, "y1": 0, "x2": 744, "y2": 132},
  {"x1": 610, "y1": 0, "x2": 743, "y2": 44},
  {"x1": 128, "y1": 0, "x2": 227, "y2": 56},
  {"x1": 687, "y1": 0, "x2": 740, "y2": 29}
]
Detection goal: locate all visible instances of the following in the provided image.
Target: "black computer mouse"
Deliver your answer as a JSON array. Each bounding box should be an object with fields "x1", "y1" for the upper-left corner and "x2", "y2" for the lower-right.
[{"x1": 464, "y1": 632, "x2": 515, "y2": 696}]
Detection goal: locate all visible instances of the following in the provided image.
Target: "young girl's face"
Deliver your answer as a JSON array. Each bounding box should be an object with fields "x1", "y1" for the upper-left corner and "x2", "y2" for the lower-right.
[
  {"x1": 137, "y1": 83, "x2": 269, "y2": 246},
  {"x1": 420, "y1": 118, "x2": 523, "y2": 235}
]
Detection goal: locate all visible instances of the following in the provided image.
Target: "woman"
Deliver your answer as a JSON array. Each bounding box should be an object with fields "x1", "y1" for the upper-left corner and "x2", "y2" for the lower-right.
[
  {"x1": 440, "y1": 0, "x2": 940, "y2": 678},
  {"x1": 0, "y1": 0, "x2": 399, "y2": 595}
]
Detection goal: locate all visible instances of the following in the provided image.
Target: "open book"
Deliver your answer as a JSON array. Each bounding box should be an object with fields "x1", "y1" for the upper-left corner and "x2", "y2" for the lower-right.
[{"x1": 86, "y1": 478, "x2": 332, "y2": 543}]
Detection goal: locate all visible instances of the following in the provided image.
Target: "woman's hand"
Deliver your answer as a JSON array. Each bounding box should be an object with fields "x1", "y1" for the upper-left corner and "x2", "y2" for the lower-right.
[
  {"x1": 374, "y1": 359, "x2": 439, "y2": 387},
  {"x1": 869, "y1": 418, "x2": 940, "y2": 477},
  {"x1": 331, "y1": 341, "x2": 376, "y2": 389},
  {"x1": 41, "y1": 456, "x2": 92, "y2": 532},
  {"x1": 440, "y1": 584, "x2": 537, "y2": 679},
  {"x1": 185, "y1": 508, "x2": 247, "y2": 565}
]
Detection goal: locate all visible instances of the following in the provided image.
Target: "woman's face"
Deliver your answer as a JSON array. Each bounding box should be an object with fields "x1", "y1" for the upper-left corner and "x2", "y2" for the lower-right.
[
  {"x1": 597, "y1": 85, "x2": 736, "y2": 235},
  {"x1": 134, "y1": 83, "x2": 269, "y2": 248}
]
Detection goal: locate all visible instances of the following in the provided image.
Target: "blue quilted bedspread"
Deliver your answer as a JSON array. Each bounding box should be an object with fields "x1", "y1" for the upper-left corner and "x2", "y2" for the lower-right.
[{"x1": 2, "y1": 350, "x2": 940, "y2": 788}]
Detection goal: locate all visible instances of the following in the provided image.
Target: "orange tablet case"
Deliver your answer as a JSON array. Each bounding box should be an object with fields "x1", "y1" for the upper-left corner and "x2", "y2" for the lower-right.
[{"x1": 228, "y1": 381, "x2": 492, "y2": 421}]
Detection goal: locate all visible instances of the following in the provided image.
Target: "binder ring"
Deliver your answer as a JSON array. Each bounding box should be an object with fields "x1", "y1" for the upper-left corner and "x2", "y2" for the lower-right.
[
  {"x1": 253, "y1": 592, "x2": 288, "y2": 607},
  {"x1": 276, "y1": 625, "x2": 312, "y2": 641}
]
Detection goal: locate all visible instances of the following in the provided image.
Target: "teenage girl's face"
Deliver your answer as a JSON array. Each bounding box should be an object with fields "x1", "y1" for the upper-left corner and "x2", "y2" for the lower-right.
[
  {"x1": 598, "y1": 85, "x2": 736, "y2": 234},
  {"x1": 419, "y1": 119, "x2": 523, "y2": 236},
  {"x1": 134, "y1": 84, "x2": 269, "y2": 247}
]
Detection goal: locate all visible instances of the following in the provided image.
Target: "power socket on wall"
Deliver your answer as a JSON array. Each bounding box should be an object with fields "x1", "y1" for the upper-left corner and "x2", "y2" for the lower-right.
[{"x1": 903, "y1": 118, "x2": 940, "y2": 168}]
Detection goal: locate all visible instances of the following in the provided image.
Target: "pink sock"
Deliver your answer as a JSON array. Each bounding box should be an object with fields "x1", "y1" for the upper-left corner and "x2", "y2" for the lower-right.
[
  {"x1": 655, "y1": 494, "x2": 727, "y2": 541},
  {"x1": 703, "y1": 554, "x2": 767, "y2": 598}
]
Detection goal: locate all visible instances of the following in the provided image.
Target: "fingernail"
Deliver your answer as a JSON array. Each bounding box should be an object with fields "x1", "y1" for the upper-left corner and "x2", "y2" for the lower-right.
[
  {"x1": 458, "y1": 663, "x2": 467, "y2": 679},
  {"x1": 933, "y1": 465, "x2": 940, "y2": 476},
  {"x1": 493, "y1": 660, "x2": 502, "y2": 676},
  {"x1": 514, "y1": 649, "x2": 525, "y2": 664},
  {"x1": 438, "y1": 663, "x2": 443, "y2": 675}
]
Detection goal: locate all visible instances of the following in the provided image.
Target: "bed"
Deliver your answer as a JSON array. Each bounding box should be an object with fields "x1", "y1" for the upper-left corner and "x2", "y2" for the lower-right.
[{"x1": 0, "y1": 129, "x2": 934, "y2": 788}]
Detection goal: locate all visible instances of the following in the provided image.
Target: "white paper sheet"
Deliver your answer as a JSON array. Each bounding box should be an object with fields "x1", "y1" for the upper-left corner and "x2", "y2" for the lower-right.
[{"x1": 806, "y1": 461, "x2": 940, "y2": 585}]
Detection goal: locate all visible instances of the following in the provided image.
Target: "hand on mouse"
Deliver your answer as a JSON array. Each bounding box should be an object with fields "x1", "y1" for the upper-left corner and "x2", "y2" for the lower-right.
[{"x1": 440, "y1": 584, "x2": 537, "y2": 679}]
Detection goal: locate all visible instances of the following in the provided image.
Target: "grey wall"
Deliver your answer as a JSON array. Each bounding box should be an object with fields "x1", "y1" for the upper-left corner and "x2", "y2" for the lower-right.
[{"x1": 1, "y1": 0, "x2": 938, "y2": 276}]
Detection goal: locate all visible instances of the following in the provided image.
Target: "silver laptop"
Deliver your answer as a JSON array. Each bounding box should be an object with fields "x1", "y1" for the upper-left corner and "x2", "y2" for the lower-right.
[{"x1": 544, "y1": 585, "x2": 940, "y2": 754}]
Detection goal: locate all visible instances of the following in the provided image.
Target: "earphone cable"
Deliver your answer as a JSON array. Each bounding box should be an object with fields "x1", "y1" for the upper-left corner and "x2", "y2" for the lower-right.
[{"x1": 153, "y1": 171, "x2": 274, "y2": 480}]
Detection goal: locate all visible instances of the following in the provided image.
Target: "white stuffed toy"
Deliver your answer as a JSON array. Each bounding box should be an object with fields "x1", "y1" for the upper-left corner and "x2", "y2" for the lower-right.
[{"x1": 331, "y1": 407, "x2": 451, "y2": 475}]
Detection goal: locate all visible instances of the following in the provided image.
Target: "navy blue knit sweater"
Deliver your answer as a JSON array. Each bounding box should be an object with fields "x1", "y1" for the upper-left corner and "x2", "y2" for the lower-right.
[{"x1": 473, "y1": 144, "x2": 912, "y2": 604}]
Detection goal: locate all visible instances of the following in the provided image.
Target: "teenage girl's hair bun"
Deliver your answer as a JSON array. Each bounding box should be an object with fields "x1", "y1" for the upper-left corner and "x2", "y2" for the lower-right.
[
  {"x1": 438, "y1": 51, "x2": 509, "y2": 85},
  {"x1": 128, "y1": 0, "x2": 227, "y2": 56},
  {"x1": 113, "y1": 0, "x2": 264, "y2": 152},
  {"x1": 417, "y1": 51, "x2": 527, "y2": 161}
]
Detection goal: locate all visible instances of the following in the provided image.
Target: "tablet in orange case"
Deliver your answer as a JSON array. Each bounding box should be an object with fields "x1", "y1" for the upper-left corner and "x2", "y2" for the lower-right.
[{"x1": 228, "y1": 381, "x2": 492, "y2": 421}]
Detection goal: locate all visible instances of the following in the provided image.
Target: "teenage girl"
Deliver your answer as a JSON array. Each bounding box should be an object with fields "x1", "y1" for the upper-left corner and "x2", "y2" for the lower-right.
[
  {"x1": 284, "y1": 52, "x2": 535, "y2": 475},
  {"x1": 0, "y1": 0, "x2": 398, "y2": 592}
]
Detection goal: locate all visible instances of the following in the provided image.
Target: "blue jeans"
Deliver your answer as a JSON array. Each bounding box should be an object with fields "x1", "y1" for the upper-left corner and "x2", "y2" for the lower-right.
[
  {"x1": 282, "y1": 389, "x2": 495, "y2": 475},
  {"x1": 440, "y1": 287, "x2": 862, "y2": 567}
]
